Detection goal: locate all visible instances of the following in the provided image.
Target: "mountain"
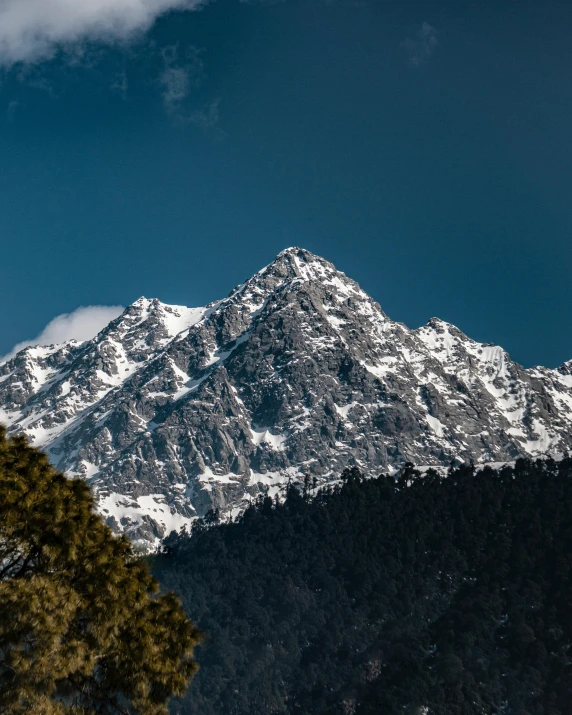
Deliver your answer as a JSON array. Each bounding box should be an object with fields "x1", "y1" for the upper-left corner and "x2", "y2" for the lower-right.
[{"x1": 1, "y1": 247, "x2": 572, "y2": 546}]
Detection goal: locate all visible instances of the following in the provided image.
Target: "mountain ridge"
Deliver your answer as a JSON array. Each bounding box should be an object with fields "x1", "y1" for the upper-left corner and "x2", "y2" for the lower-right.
[{"x1": 1, "y1": 247, "x2": 571, "y2": 547}]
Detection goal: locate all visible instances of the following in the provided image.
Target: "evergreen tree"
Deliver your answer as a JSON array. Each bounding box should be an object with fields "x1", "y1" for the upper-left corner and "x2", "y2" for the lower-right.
[
  {"x1": 0, "y1": 427, "x2": 201, "y2": 714},
  {"x1": 155, "y1": 456, "x2": 572, "y2": 715}
]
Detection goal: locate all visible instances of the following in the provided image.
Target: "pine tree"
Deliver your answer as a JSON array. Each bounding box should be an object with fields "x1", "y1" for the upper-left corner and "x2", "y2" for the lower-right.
[{"x1": 0, "y1": 427, "x2": 201, "y2": 714}]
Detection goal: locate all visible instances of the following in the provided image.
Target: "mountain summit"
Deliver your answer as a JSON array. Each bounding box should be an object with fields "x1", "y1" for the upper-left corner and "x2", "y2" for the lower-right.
[{"x1": 1, "y1": 248, "x2": 571, "y2": 546}]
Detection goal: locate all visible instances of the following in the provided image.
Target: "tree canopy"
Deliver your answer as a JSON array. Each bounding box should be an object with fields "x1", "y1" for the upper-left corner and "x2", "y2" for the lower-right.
[
  {"x1": 156, "y1": 458, "x2": 572, "y2": 714},
  {"x1": 0, "y1": 427, "x2": 201, "y2": 714}
]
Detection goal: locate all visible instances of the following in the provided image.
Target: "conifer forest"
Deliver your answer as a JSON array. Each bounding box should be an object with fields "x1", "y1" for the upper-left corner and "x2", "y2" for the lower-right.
[{"x1": 155, "y1": 459, "x2": 572, "y2": 715}]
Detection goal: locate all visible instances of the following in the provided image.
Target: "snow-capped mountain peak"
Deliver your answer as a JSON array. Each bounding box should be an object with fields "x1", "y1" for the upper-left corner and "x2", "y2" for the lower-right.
[{"x1": 1, "y1": 249, "x2": 571, "y2": 548}]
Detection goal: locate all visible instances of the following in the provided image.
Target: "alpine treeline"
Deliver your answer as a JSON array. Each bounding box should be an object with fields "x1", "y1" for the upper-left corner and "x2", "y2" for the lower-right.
[{"x1": 155, "y1": 458, "x2": 572, "y2": 715}]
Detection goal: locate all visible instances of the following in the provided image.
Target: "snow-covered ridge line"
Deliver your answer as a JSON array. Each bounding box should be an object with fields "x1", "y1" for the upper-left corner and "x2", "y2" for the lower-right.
[{"x1": 1, "y1": 247, "x2": 571, "y2": 548}]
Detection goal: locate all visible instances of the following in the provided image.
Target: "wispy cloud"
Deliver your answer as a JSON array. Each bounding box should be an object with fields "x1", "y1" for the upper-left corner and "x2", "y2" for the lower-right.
[
  {"x1": 187, "y1": 98, "x2": 223, "y2": 134},
  {"x1": 6, "y1": 99, "x2": 19, "y2": 121},
  {"x1": 155, "y1": 45, "x2": 223, "y2": 132},
  {"x1": 404, "y1": 22, "x2": 438, "y2": 67},
  {"x1": 159, "y1": 44, "x2": 204, "y2": 115},
  {"x1": 1, "y1": 305, "x2": 124, "y2": 362},
  {"x1": 0, "y1": 0, "x2": 205, "y2": 68},
  {"x1": 110, "y1": 69, "x2": 129, "y2": 100}
]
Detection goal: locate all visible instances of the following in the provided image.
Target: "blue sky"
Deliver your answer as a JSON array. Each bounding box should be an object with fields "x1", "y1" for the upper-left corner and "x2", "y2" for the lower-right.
[{"x1": 0, "y1": 0, "x2": 571, "y2": 367}]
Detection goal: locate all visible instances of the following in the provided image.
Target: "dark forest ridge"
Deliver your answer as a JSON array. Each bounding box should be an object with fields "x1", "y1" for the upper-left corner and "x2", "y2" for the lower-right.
[{"x1": 155, "y1": 457, "x2": 572, "y2": 714}]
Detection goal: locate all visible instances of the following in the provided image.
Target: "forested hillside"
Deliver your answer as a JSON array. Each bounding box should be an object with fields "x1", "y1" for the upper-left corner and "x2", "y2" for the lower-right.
[{"x1": 155, "y1": 459, "x2": 572, "y2": 715}]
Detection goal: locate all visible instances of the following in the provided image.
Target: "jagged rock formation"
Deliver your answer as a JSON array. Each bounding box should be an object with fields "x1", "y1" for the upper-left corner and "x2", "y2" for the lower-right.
[{"x1": 1, "y1": 248, "x2": 571, "y2": 546}]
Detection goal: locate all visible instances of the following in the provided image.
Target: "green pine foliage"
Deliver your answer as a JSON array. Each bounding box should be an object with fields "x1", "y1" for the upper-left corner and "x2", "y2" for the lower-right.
[
  {"x1": 0, "y1": 427, "x2": 201, "y2": 714},
  {"x1": 155, "y1": 460, "x2": 572, "y2": 714}
]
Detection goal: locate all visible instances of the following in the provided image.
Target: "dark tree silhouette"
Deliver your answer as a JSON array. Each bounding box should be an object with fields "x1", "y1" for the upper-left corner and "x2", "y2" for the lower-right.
[{"x1": 156, "y1": 460, "x2": 572, "y2": 714}]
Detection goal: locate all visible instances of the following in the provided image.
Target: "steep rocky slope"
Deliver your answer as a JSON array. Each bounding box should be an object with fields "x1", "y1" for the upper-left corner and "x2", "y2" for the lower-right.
[{"x1": 1, "y1": 248, "x2": 571, "y2": 546}]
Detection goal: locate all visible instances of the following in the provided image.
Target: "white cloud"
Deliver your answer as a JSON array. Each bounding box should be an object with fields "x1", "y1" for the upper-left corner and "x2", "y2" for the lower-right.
[
  {"x1": 0, "y1": 0, "x2": 204, "y2": 67},
  {"x1": 159, "y1": 44, "x2": 204, "y2": 114},
  {"x1": 161, "y1": 65, "x2": 193, "y2": 107},
  {"x1": 187, "y1": 98, "x2": 222, "y2": 133},
  {"x1": 405, "y1": 22, "x2": 438, "y2": 67},
  {"x1": 6, "y1": 99, "x2": 19, "y2": 121},
  {"x1": 110, "y1": 68, "x2": 129, "y2": 99},
  {"x1": 2, "y1": 305, "x2": 124, "y2": 361}
]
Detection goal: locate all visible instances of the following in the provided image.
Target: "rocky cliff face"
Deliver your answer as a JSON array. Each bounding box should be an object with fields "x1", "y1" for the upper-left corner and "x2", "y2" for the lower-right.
[{"x1": 1, "y1": 248, "x2": 571, "y2": 546}]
